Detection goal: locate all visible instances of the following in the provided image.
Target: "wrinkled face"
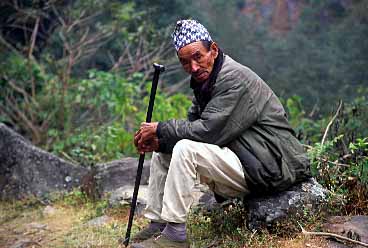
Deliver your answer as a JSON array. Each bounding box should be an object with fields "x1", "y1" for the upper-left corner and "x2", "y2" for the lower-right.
[{"x1": 178, "y1": 41, "x2": 219, "y2": 83}]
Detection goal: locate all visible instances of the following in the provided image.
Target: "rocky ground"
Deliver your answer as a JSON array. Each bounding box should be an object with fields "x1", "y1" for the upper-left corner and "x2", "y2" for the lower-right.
[
  {"x1": 0, "y1": 197, "x2": 341, "y2": 248},
  {"x1": 1, "y1": 124, "x2": 367, "y2": 248}
]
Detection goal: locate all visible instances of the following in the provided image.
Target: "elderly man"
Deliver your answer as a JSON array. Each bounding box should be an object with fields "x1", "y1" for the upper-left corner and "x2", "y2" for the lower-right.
[{"x1": 132, "y1": 19, "x2": 310, "y2": 247}]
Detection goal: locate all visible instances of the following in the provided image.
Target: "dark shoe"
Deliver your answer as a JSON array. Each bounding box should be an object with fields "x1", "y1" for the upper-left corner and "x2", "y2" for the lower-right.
[
  {"x1": 130, "y1": 234, "x2": 189, "y2": 248},
  {"x1": 131, "y1": 225, "x2": 163, "y2": 242}
]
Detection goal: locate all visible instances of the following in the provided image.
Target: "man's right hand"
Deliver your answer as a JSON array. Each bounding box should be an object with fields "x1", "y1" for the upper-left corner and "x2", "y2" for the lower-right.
[
  {"x1": 134, "y1": 128, "x2": 159, "y2": 154},
  {"x1": 134, "y1": 129, "x2": 141, "y2": 148}
]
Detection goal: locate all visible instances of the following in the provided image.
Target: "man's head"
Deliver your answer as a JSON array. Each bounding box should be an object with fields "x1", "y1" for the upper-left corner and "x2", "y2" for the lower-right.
[{"x1": 172, "y1": 20, "x2": 219, "y2": 83}]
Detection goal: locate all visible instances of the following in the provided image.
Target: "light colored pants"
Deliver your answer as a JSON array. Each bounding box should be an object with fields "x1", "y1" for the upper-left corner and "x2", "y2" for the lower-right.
[{"x1": 144, "y1": 139, "x2": 249, "y2": 223}]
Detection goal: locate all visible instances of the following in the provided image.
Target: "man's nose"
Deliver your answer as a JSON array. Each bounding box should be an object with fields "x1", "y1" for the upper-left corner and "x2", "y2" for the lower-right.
[{"x1": 191, "y1": 61, "x2": 200, "y2": 73}]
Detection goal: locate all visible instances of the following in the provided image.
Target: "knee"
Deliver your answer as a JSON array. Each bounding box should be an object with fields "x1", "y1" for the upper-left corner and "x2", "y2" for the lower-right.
[{"x1": 172, "y1": 139, "x2": 198, "y2": 158}]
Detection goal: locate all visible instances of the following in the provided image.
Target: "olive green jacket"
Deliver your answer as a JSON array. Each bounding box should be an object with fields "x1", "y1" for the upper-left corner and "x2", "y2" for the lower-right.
[{"x1": 157, "y1": 55, "x2": 311, "y2": 194}]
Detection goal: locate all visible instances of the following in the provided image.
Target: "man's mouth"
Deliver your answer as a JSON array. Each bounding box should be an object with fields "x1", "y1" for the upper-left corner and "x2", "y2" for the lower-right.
[{"x1": 194, "y1": 71, "x2": 207, "y2": 81}]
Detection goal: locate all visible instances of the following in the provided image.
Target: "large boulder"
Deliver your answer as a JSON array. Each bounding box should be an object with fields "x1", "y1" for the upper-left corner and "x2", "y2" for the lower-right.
[
  {"x1": 244, "y1": 177, "x2": 328, "y2": 231},
  {"x1": 0, "y1": 123, "x2": 152, "y2": 200},
  {"x1": 0, "y1": 123, "x2": 89, "y2": 199},
  {"x1": 95, "y1": 158, "x2": 150, "y2": 194},
  {"x1": 196, "y1": 177, "x2": 328, "y2": 231},
  {"x1": 80, "y1": 158, "x2": 151, "y2": 201}
]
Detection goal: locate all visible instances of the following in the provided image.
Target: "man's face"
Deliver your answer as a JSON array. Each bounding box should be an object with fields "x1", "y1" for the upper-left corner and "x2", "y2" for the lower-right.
[{"x1": 178, "y1": 41, "x2": 219, "y2": 83}]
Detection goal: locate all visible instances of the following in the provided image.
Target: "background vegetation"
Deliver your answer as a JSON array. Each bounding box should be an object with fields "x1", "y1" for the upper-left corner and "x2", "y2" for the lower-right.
[{"x1": 0, "y1": 0, "x2": 367, "y2": 246}]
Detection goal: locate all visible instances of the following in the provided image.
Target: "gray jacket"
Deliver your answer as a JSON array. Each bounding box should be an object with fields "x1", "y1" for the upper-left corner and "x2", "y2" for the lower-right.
[{"x1": 157, "y1": 55, "x2": 311, "y2": 194}]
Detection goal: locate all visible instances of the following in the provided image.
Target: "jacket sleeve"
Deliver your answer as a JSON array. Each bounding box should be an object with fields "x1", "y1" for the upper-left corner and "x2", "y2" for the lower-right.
[
  {"x1": 187, "y1": 96, "x2": 200, "y2": 122},
  {"x1": 156, "y1": 76, "x2": 260, "y2": 153}
]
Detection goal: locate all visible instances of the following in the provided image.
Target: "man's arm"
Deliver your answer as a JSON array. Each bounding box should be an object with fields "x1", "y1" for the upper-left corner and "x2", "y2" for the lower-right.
[
  {"x1": 157, "y1": 76, "x2": 260, "y2": 152},
  {"x1": 187, "y1": 96, "x2": 200, "y2": 122}
]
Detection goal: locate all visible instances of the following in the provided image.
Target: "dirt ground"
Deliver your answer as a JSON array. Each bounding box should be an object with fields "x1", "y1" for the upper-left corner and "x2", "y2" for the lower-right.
[{"x1": 0, "y1": 201, "x2": 335, "y2": 248}]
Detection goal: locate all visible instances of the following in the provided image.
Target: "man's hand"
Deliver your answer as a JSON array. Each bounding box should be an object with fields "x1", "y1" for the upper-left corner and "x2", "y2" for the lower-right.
[{"x1": 134, "y1": 122, "x2": 159, "y2": 154}]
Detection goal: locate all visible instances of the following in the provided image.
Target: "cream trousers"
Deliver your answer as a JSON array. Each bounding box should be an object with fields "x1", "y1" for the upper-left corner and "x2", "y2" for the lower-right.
[{"x1": 144, "y1": 139, "x2": 249, "y2": 223}]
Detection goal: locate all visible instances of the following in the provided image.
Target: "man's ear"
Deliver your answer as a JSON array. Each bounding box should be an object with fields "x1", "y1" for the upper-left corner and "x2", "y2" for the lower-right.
[{"x1": 210, "y1": 42, "x2": 219, "y2": 59}]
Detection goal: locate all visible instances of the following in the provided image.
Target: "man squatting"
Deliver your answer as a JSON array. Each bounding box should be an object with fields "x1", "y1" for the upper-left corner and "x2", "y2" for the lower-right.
[{"x1": 132, "y1": 19, "x2": 311, "y2": 248}]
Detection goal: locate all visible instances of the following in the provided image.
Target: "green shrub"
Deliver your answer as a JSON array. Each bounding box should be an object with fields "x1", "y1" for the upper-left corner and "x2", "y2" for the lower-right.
[{"x1": 49, "y1": 70, "x2": 191, "y2": 164}]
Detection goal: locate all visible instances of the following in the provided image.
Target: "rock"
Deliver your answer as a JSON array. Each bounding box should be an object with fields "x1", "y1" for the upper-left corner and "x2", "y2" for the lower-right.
[
  {"x1": 109, "y1": 185, "x2": 149, "y2": 206},
  {"x1": 196, "y1": 177, "x2": 328, "y2": 232},
  {"x1": 108, "y1": 185, "x2": 149, "y2": 216},
  {"x1": 86, "y1": 215, "x2": 112, "y2": 227},
  {"x1": 0, "y1": 124, "x2": 89, "y2": 199},
  {"x1": 43, "y1": 205, "x2": 56, "y2": 216},
  {"x1": 0, "y1": 123, "x2": 152, "y2": 200},
  {"x1": 323, "y1": 215, "x2": 368, "y2": 243},
  {"x1": 244, "y1": 178, "x2": 327, "y2": 231},
  {"x1": 94, "y1": 158, "x2": 151, "y2": 194}
]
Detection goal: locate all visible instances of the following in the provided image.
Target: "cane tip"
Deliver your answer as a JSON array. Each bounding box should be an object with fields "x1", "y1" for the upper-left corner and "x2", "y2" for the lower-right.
[{"x1": 118, "y1": 237, "x2": 130, "y2": 247}]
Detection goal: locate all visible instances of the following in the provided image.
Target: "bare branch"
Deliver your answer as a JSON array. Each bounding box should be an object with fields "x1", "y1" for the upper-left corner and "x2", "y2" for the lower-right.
[
  {"x1": 317, "y1": 157, "x2": 350, "y2": 168},
  {"x1": 125, "y1": 41, "x2": 135, "y2": 70},
  {"x1": 321, "y1": 100, "x2": 343, "y2": 147},
  {"x1": 5, "y1": 95, "x2": 41, "y2": 144},
  {"x1": 0, "y1": 35, "x2": 24, "y2": 57},
  {"x1": 51, "y1": 5, "x2": 66, "y2": 27},
  {"x1": 166, "y1": 76, "x2": 191, "y2": 95},
  {"x1": 110, "y1": 43, "x2": 131, "y2": 71},
  {"x1": 28, "y1": 16, "x2": 40, "y2": 58},
  {"x1": 6, "y1": 78, "x2": 30, "y2": 100},
  {"x1": 66, "y1": 10, "x2": 103, "y2": 33},
  {"x1": 298, "y1": 222, "x2": 368, "y2": 247},
  {"x1": 3, "y1": 24, "x2": 35, "y2": 33}
]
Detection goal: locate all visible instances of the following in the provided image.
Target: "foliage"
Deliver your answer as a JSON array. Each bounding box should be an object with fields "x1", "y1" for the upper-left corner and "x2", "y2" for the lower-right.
[
  {"x1": 282, "y1": 93, "x2": 368, "y2": 214},
  {"x1": 265, "y1": 0, "x2": 368, "y2": 111},
  {"x1": 180, "y1": 0, "x2": 368, "y2": 112},
  {"x1": 187, "y1": 199, "x2": 303, "y2": 247},
  {"x1": 0, "y1": 54, "x2": 60, "y2": 144},
  {"x1": 48, "y1": 70, "x2": 191, "y2": 164},
  {"x1": 285, "y1": 93, "x2": 368, "y2": 145},
  {"x1": 308, "y1": 135, "x2": 368, "y2": 215},
  {"x1": 0, "y1": 0, "x2": 172, "y2": 145},
  {"x1": 188, "y1": 199, "x2": 247, "y2": 247},
  {"x1": 61, "y1": 189, "x2": 90, "y2": 207}
]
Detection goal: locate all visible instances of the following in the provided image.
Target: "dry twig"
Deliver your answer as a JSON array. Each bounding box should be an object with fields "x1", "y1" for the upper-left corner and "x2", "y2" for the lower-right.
[
  {"x1": 321, "y1": 100, "x2": 343, "y2": 147},
  {"x1": 298, "y1": 222, "x2": 368, "y2": 247}
]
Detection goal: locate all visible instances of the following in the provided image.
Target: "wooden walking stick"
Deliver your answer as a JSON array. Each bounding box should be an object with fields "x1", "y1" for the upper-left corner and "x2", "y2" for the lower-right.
[{"x1": 122, "y1": 63, "x2": 165, "y2": 247}]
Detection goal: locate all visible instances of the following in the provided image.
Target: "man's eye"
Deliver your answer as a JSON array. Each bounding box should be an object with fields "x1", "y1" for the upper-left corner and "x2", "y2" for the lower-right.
[
  {"x1": 181, "y1": 60, "x2": 189, "y2": 65},
  {"x1": 194, "y1": 54, "x2": 202, "y2": 60}
]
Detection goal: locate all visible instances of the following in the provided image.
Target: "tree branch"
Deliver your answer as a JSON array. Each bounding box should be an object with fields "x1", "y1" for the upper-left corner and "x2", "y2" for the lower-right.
[
  {"x1": 28, "y1": 16, "x2": 40, "y2": 58},
  {"x1": 321, "y1": 100, "x2": 343, "y2": 147},
  {"x1": 5, "y1": 95, "x2": 41, "y2": 144},
  {"x1": 299, "y1": 222, "x2": 368, "y2": 247}
]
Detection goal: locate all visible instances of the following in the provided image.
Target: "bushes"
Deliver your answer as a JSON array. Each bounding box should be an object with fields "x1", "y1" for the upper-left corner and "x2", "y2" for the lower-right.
[
  {"x1": 287, "y1": 95, "x2": 368, "y2": 215},
  {"x1": 49, "y1": 70, "x2": 191, "y2": 164}
]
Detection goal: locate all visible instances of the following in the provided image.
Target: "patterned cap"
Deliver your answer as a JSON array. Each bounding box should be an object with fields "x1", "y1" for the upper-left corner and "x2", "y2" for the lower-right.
[{"x1": 172, "y1": 19, "x2": 212, "y2": 51}]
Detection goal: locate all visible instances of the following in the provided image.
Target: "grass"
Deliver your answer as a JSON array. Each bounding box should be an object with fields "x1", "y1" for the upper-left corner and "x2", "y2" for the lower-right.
[
  {"x1": 0, "y1": 191, "x2": 148, "y2": 248},
  {"x1": 0, "y1": 190, "x2": 334, "y2": 248}
]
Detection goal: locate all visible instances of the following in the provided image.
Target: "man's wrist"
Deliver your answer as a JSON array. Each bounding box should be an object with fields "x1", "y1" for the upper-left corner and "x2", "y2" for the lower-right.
[
  {"x1": 155, "y1": 122, "x2": 166, "y2": 153},
  {"x1": 156, "y1": 121, "x2": 163, "y2": 138}
]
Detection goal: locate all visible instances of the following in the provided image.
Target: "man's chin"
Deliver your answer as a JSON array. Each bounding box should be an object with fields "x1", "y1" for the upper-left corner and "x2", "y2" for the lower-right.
[{"x1": 194, "y1": 74, "x2": 208, "y2": 82}]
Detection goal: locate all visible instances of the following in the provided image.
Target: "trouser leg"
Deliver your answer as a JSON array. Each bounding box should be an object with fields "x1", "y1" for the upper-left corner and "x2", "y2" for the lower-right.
[
  {"x1": 144, "y1": 152, "x2": 172, "y2": 222},
  {"x1": 160, "y1": 139, "x2": 249, "y2": 223}
]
